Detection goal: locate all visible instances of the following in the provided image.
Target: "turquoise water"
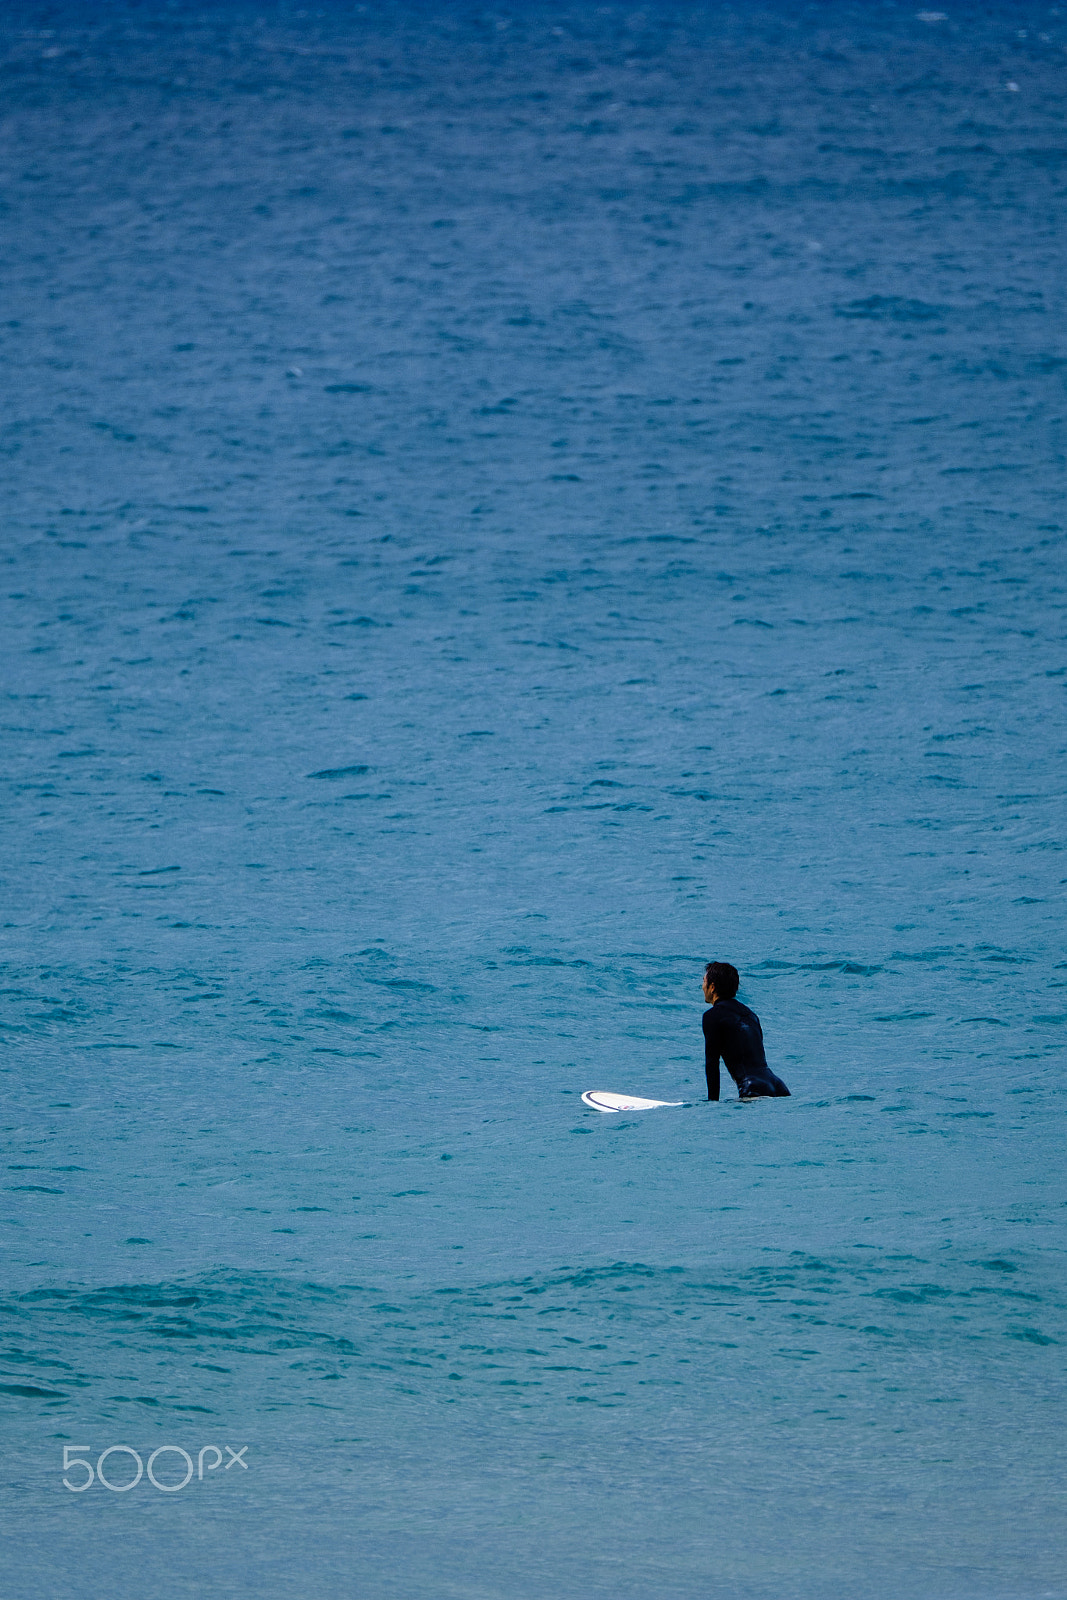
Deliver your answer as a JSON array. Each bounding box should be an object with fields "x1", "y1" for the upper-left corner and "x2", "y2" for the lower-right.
[{"x1": 1, "y1": 2, "x2": 1065, "y2": 1595}]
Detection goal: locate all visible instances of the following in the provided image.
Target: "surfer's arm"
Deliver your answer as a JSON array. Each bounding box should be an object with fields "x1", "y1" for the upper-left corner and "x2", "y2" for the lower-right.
[{"x1": 702, "y1": 1011, "x2": 720, "y2": 1101}]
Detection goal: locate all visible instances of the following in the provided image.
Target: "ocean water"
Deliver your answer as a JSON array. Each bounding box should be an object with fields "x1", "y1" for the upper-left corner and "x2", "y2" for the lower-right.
[{"x1": 1, "y1": 1, "x2": 1065, "y2": 1595}]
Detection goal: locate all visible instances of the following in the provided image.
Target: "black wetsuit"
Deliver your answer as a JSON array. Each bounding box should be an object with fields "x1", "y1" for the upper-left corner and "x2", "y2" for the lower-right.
[{"x1": 703, "y1": 998, "x2": 790, "y2": 1101}]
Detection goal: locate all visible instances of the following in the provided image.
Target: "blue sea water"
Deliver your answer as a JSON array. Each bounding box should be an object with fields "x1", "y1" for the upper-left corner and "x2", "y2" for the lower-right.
[{"x1": 1, "y1": 1, "x2": 1065, "y2": 1594}]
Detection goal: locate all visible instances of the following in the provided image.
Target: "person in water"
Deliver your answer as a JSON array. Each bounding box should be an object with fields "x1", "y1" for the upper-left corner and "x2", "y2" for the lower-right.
[{"x1": 702, "y1": 961, "x2": 790, "y2": 1102}]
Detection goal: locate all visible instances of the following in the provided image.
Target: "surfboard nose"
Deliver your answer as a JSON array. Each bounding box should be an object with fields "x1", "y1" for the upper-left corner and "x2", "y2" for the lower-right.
[{"x1": 581, "y1": 1090, "x2": 684, "y2": 1113}]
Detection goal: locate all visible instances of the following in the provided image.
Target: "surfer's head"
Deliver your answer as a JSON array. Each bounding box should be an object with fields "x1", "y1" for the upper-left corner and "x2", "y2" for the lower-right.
[{"x1": 703, "y1": 961, "x2": 739, "y2": 1002}]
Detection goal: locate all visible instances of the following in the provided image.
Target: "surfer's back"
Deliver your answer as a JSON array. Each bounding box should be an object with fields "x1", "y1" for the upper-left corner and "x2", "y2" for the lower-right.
[{"x1": 702, "y1": 997, "x2": 769, "y2": 1077}]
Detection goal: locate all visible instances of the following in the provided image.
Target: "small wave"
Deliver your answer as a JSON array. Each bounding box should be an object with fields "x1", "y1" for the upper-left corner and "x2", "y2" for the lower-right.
[
  {"x1": 835, "y1": 294, "x2": 945, "y2": 321},
  {"x1": 750, "y1": 958, "x2": 882, "y2": 977},
  {"x1": 2, "y1": 1252, "x2": 1061, "y2": 1419},
  {"x1": 307, "y1": 764, "x2": 371, "y2": 780}
]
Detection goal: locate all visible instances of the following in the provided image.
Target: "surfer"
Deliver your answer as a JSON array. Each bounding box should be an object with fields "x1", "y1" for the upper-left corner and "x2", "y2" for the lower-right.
[{"x1": 702, "y1": 962, "x2": 790, "y2": 1102}]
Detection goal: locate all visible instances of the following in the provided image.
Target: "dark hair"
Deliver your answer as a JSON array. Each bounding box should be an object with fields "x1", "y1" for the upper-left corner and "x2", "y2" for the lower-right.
[{"x1": 704, "y1": 961, "x2": 739, "y2": 1000}]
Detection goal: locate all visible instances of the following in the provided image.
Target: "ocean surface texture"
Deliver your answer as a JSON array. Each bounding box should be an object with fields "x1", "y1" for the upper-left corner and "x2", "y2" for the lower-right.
[{"x1": 1, "y1": 2, "x2": 1064, "y2": 1596}]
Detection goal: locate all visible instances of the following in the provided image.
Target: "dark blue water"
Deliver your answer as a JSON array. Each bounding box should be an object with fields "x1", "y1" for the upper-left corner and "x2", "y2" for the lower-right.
[{"x1": 1, "y1": 2, "x2": 1065, "y2": 1595}]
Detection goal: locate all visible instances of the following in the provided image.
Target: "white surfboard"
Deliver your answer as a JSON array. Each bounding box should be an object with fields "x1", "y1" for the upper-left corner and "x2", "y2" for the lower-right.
[{"x1": 581, "y1": 1090, "x2": 685, "y2": 1114}]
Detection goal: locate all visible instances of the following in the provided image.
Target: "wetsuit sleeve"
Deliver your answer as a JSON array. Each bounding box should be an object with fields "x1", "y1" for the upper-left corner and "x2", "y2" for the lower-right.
[{"x1": 702, "y1": 1011, "x2": 720, "y2": 1102}]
